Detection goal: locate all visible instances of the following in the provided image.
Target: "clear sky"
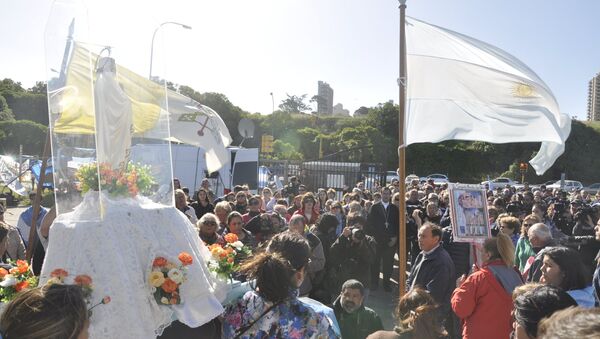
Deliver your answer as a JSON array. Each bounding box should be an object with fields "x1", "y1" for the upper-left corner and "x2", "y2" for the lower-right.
[{"x1": 1, "y1": 0, "x2": 599, "y2": 119}]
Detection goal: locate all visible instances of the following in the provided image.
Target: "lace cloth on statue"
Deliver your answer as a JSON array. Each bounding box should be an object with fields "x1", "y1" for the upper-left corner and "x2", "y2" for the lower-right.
[{"x1": 40, "y1": 192, "x2": 224, "y2": 339}]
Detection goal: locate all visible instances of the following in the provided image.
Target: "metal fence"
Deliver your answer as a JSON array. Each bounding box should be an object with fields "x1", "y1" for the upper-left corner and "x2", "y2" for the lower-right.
[{"x1": 260, "y1": 147, "x2": 386, "y2": 194}]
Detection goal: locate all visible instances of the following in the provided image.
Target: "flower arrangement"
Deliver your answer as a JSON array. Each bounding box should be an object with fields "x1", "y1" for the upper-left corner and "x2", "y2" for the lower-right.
[
  {"x1": 76, "y1": 162, "x2": 155, "y2": 198},
  {"x1": 46, "y1": 269, "x2": 110, "y2": 312},
  {"x1": 149, "y1": 252, "x2": 193, "y2": 306},
  {"x1": 0, "y1": 260, "x2": 38, "y2": 302},
  {"x1": 206, "y1": 233, "x2": 251, "y2": 281}
]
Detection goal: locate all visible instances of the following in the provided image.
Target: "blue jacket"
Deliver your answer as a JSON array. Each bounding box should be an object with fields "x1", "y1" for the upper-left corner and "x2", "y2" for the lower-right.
[{"x1": 407, "y1": 245, "x2": 455, "y2": 315}]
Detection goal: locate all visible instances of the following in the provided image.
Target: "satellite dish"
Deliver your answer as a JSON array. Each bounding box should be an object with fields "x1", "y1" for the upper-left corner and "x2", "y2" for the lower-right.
[{"x1": 237, "y1": 118, "x2": 255, "y2": 139}]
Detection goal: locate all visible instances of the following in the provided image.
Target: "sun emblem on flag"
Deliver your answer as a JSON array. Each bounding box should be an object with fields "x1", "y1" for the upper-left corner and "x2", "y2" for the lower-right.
[{"x1": 512, "y1": 83, "x2": 535, "y2": 98}]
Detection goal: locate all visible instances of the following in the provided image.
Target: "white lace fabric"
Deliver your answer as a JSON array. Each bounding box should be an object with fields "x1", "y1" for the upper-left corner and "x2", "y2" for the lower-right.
[{"x1": 40, "y1": 192, "x2": 224, "y2": 338}]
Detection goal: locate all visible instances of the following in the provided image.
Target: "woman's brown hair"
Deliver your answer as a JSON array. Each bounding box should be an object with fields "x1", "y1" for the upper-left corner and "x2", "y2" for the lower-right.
[
  {"x1": 240, "y1": 232, "x2": 310, "y2": 303},
  {"x1": 0, "y1": 284, "x2": 88, "y2": 339},
  {"x1": 396, "y1": 287, "x2": 447, "y2": 339}
]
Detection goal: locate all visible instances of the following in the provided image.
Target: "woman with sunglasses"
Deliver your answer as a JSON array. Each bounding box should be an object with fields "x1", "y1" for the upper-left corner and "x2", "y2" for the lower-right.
[
  {"x1": 197, "y1": 213, "x2": 224, "y2": 246},
  {"x1": 514, "y1": 214, "x2": 542, "y2": 272}
]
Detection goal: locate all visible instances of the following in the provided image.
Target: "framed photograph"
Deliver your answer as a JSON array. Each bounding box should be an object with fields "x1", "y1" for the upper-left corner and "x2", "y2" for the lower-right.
[{"x1": 449, "y1": 184, "x2": 490, "y2": 242}]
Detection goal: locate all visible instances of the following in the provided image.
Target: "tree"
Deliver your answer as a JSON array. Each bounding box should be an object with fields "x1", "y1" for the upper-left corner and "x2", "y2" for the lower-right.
[
  {"x1": 0, "y1": 120, "x2": 47, "y2": 155},
  {"x1": 354, "y1": 106, "x2": 369, "y2": 116},
  {"x1": 272, "y1": 139, "x2": 303, "y2": 160},
  {"x1": 178, "y1": 86, "x2": 247, "y2": 144},
  {"x1": 278, "y1": 94, "x2": 311, "y2": 113},
  {"x1": 0, "y1": 95, "x2": 14, "y2": 121},
  {"x1": 28, "y1": 81, "x2": 47, "y2": 94},
  {"x1": 0, "y1": 79, "x2": 24, "y2": 94}
]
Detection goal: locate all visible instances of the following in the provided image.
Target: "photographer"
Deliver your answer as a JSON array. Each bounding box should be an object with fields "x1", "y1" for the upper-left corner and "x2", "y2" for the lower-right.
[
  {"x1": 549, "y1": 198, "x2": 574, "y2": 237},
  {"x1": 330, "y1": 214, "x2": 376, "y2": 298},
  {"x1": 283, "y1": 176, "x2": 301, "y2": 200},
  {"x1": 564, "y1": 203, "x2": 600, "y2": 273}
]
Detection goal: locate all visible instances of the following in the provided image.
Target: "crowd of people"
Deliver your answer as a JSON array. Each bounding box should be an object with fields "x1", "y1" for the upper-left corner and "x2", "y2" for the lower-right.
[{"x1": 2, "y1": 174, "x2": 600, "y2": 338}]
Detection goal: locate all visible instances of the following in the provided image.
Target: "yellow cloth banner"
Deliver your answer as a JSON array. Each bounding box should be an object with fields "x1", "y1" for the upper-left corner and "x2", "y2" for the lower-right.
[{"x1": 53, "y1": 43, "x2": 163, "y2": 134}]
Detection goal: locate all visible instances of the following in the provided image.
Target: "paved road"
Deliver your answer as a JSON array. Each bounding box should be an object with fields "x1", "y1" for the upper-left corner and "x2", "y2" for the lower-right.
[{"x1": 2, "y1": 205, "x2": 26, "y2": 226}]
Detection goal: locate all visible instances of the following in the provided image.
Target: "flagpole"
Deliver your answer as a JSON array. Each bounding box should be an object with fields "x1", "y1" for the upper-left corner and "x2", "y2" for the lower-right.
[{"x1": 397, "y1": 0, "x2": 408, "y2": 296}]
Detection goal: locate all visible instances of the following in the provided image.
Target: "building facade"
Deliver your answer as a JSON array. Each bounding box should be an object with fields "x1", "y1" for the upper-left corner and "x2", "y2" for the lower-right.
[
  {"x1": 588, "y1": 73, "x2": 600, "y2": 121},
  {"x1": 317, "y1": 81, "x2": 334, "y2": 115}
]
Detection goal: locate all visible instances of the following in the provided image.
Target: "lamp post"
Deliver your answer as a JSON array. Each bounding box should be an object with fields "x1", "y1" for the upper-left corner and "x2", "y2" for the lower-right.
[
  {"x1": 149, "y1": 21, "x2": 192, "y2": 79},
  {"x1": 270, "y1": 92, "x2": 275, "y2": 114}
]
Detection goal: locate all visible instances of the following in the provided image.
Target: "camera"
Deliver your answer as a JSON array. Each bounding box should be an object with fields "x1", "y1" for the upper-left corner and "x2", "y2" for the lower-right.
[{"x1": 351, "y1": 228, "x2": 366, "y2": 241}]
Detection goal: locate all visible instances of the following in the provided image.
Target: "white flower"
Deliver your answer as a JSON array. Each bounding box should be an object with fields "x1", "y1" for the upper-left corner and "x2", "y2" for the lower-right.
[
  {"x1": 151, "y1": 286, "x2": 157, "y2": 293},
  {"x1": 232, "y1": 241, "x2": 244, "y2": 250},
  {"x1": 167, "y1": 268, "x2": 184, "y2": 284},
  {"x1": 0, "y1": 275, "x2": 17, "y2": 287},
  {"x1": 161, "y1": 297, "x2": 169, "y2": 304}
]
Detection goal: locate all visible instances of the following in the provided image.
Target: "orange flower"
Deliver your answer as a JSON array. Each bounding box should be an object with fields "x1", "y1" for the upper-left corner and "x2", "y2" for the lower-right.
[
  {"x1": 9, "y1": 267, "x2": 18, "y2": 275},
  {"x1": 153, "y1": 257, "x2": 168, "y2": 267},
  {"x1": 219, "y1": 251, "x2": 228, "y2": 259},
  {"x1": 17, "y1": 265, "x2": 29, "y2": 274},
  {"x1": 178, "y1": 252, "x2": 193, "y2": 266},
  {"x1": 51, "y1": 268, "x2": 69, "y2": 279},
  {"x1": 161, "y1": 278, "x2": 178, "y2": 293},
  {"x1": 227, "y1": 257, "x2": 234, "y2": 263},
  {"x1": 225, "y1": 247, "x2": 234, "y2": 254},
  {"x1": 15, "y1": 281, "x2": 29, "y2": 292},
  {"x1": 224, "y1": 233, "x2": 238, "y2": 244},
  {"x1": 74, "y1": 274, "x2": 93, "y2": 287},
  {"x1": 16, "y1": 260, "x2": 28, "y2": 268},
  {"x1": 0, "y1": 268, "x2": 8, "y2": 278}
]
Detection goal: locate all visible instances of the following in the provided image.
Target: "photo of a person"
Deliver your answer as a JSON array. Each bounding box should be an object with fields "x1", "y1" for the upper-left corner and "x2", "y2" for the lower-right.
[{"x1": 449, "y1": 185, "x2": 490, "y2": 241}]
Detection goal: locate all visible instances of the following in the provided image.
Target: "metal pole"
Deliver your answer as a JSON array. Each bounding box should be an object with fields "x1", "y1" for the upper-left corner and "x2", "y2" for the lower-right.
[
  {"x1": 270, "y1": 92, "x2": 275, "y2": 114},
  {"x1": 149, "y1": 22, "x2": 192, "y2": 79},
  {"x1": 27, "y1": 131, "x2": 51, "y2": 262},
  {"x1": 398, "y1": 0, "x2": 408, "y2": 296}
]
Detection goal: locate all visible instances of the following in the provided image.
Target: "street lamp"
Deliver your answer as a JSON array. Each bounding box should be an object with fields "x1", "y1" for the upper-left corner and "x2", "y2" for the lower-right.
[
  {"x1": 149, "y1": 21, "x2": 192, "y2": 79},
  {"x1": 270, "y1": 92, "x2": 275, "y2": 114}
]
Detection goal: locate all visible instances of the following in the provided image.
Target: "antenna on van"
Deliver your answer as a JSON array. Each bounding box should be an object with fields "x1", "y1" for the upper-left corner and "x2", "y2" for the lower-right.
[{"x1": 237, "y1": 118, "x2": 255, "y2": 147}]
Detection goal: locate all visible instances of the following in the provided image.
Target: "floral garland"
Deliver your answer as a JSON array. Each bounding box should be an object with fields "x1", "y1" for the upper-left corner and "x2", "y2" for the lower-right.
[
  {"x1": 206, "y1": 233, "x2": 251, "y2": 281},
  {"x1": 47, "y1": 269, "x2": 111, "y2": 311},
  {"x1": 0, "y1": 260, "x2": 38, "y2": 302},
  {"x1": 76, "y1": 162, "x2": 155, "y2": 198},
  {"x1": 148, "y1": 252, "x2": 193, "y2": 305}
]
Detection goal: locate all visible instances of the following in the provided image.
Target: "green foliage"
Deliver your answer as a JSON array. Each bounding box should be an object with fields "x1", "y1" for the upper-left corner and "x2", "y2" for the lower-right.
[
  {"x1": 0, "y1": 120, "x2": 47, "y2": 155},
  {"x1": 179, "y1": 86, "x2": 246, "y2": 144},
  {"x1": 272, "y1": 140, "x2": 303, "y2": 160},
  {"x1": 0, "y1": 79, "x2": 48, "y2": 125},
  {"x1": 278, "y1": 94, "x2": 311, "y2": 113},
  {"x1": 0, "y1": 94, "x2": 15, "y2": 121},
  {"x1": 28, "y1": 81, "x2": 47, "y2": 95}
]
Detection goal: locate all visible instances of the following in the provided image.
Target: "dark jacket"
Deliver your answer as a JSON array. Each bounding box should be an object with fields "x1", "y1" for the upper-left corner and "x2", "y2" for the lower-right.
[
  {"x1": 442, "y1": 226, "x2": 471, "y2": 279},
  {"x1": 333, "y1": 295, "x2": 383, "y2": 339},
  {"x1": 329, "y1": 233, "x2": 376, "y2": 288},
  {"x1": 190, "y1": 201, "x2": 214, "y2": 219},
  {"x1": 366, "y1": 202, "x2": 399, "y2": 244},
  {"x1": 525, "y1": 241, "x2": 558, "y2": 283},
  {"x1": 406, "y1": 245, "x2": 455, "y2": 315}
]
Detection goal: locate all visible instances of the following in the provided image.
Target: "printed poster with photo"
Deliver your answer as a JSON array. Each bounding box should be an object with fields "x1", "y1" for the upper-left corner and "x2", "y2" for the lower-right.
[{"x1": 449, "y1": 183, "x2": 490, "y2": 242}]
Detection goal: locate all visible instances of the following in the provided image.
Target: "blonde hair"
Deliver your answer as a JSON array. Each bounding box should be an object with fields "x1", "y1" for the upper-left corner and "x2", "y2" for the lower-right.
[
  {"x1": 483, "y1": 232, "x2": 515, "y2": 267},
  {"x1": 0, "y1": 284, "x2": 88, "y2": 339},
  {"x1": 521, "y1": 214, "x2": 542, "y2": 237}
]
